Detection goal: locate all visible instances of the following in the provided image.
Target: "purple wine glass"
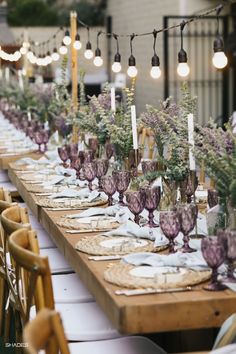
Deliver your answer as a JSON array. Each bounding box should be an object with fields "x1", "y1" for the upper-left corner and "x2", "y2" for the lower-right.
[
  {"x1": 125, "y1": 190, "x2": 146, "y2": 225},
  {"x1": 84, "y1": 150, "x2": 95, "y2": 163},
  {"x1": 58, "y1": 147, "x2": 69, "y2": 167},
  {"x1": 96, "y1": 159, "x2": 109, "y2": 191},
  {"x1": 100, "y1": 175, "x2": 117, "y2": 206},
  {"x1": 71, "y1": 157, "x2": 82, "y2": 178},
  {"x1": 141, "y1": 186, "x2": 161, "y2": 227},
  {"x1": 208, "y1": 189, "x2": 219, "y2": 209},
  {"x1": 41, "y1": 130, "x2": 49, "y2": 152},
  {"x1": 177, "y1": 204, "x2": 197, "y2": 253},
  {"x1": 112, "y1": 170, "x2": 131, "y2": 206},
  {"x1": 78, "y1": 151, "x2": 85, "y2": 165},
  {"x1": 185, "y1": 172, "x2": 198, "y2": 203},
  {"x1": 82, "y1": 162, "x2": 97, "y2": 191},
  {"x1": 105, "y1": 141, "x2": 114, "y2": 160},
  {"x1": 88, "y1": 138, "x2": 99, "y2": 155},
  {"x1": 141, "y1": 160, "x2": 158, "y2": 185},
  {"x1": 159, "y1": 211, "x2": 180, "y2": 253},
  {"x1": 34, "y1": 131, "x2": 44, "y2": 153},
  {"x1": 218, "y1": 229, "x2": 236, "y2": 283},
  {"x1": 201, "y1": 236, "x2": 227, "y2": 291}
]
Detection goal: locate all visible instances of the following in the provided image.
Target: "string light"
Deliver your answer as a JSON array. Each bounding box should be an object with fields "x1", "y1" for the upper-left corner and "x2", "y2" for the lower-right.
[
  {"x1": 93, "y1": 31, "x2": 103, "y2": 67},
  {"x1": 73, "y1": 33, "x2": 82, "y2": 50},
  {"x1": 177, "y1": 21, "x2": 190, "y2": 77},
  {"x1": 51, "y1": 47, "x2": 60, "y2": 61},
  {"x1": 127, "y1": 34, "x2": 138, "y2": 78},
  {"x1": 150, "y1": 30, "x2": 161, "y2": 79},
  {"x1": 59, "y1": 41, "x2": 68, "y2": 55},
  {"x1": 20, "y1": 46, "x2": 27, "y2": 55},
  {"x1": 212, "y1": 5, "x2": 228, "y2": 69},
  {"x1": 84, "y1": 27, "x2": 93, "y2": 59},
  {"x1": 63, "y1": 29, "x2": 71, "y2": 46},
  {"x1": 112, "y1": 34, "x2": 121, "y2": 73}
]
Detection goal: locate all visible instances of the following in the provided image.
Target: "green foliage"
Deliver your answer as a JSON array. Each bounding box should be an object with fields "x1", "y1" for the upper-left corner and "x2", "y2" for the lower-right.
[{"x1": 8, "y1": 0, "x2": 59, "y2": 26}]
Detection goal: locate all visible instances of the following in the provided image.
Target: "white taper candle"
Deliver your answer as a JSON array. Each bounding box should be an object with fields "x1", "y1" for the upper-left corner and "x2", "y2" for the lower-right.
[
  {"x1": 131, "y1": 105, "x2": 138, "y2": 150},
  {"x1": 187, "y1": 113, "x2": 196, "y2": 171},
  {"x1": 110, "y1": 87, "x2": 116, "y2": 112}
]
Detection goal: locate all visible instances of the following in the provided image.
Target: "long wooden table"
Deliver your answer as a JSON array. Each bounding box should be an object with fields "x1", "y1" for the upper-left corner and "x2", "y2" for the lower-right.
[
  {"x1": 7, "y1": 165, "x2": 236, "y2": 335},
  {"x1": 0, "y1": 151, "x2": 40, "y2": 170}
]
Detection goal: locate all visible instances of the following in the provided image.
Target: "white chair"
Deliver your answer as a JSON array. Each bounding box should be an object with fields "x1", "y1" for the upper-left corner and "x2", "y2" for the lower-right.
[
  {"x1": 24, "y1": 309, "x2": 167, "y2": 354},
  {"x1": 0, "y1": 170, "x2": 10, "y2": 183}
]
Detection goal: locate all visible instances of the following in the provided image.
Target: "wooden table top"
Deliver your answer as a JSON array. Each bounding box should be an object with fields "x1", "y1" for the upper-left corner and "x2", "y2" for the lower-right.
[
  {"x1": 7, "y1": 165, "x2": 236, "y2": 335},
  {"x1": 0, "y1": 151, "x2": 41, "y2": 170}
]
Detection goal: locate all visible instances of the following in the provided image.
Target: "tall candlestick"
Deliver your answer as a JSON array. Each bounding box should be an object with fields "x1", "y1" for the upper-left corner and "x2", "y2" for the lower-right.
[
  {"x1": 187, "y1": 113, "x2": 196, "y2": 171},
  {"x1": 110, "y1": 87, "x2": 116, "y2": 112},
  {"x1": 131, "y1": 105, "x2": 138, "y2": 150}
]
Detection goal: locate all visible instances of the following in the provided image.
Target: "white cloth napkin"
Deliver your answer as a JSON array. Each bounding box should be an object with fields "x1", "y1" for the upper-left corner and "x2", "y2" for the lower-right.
[
  {"x1": 67, "y1": 205, "x2": 128, "y2": 223},
  {"x1": 42, "y1": 176, "x2": 65, "y2": 187},
  {"x1": 55, "y1": 166, "x2": 76, "y2": 178},
  {"x1": 103, "y1": 220, "x2": 168, "y2": 243},
  {"x1": 49, "y1": 187, "x2": 101, "y2": 203},
  {"x1": 210, "y1": 345, "x2": 236, "y2": 354},
  {"x1": 122, "y1": 250, "x2": 208, "y2": 268}
]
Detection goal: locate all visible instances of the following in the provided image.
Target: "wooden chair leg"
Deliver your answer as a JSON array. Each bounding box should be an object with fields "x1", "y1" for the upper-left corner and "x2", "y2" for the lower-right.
[
  {"x1": 15, "y1": 310, "x2": 23, "y2": 354},
  {"x1": 0, "y1": 276, "x2": 5, "y2": 336},
  {"x1": 4, "y1": 304, "x2": 12, "y2": 343}
]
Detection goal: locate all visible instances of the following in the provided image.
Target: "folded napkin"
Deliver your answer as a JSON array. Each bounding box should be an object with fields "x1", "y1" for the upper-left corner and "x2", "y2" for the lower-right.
[
  {"x1": 122, "y1": 250, "x2": 207, "y2": 268},
  {"x1": 49, "y1": 187, "x2": 101, "y2": 202},
  {"x1": 42, "y1": 176, "x2": 64, "y2": 187},
  {"x1": 103, "y1": 220, "x2": 168, "y2": 243},
  {"x1": 55, "y1": 166, "x2": 76, "y2": 178},
  {"x1": 67, "y1": 205, "x2": 128, "y2": 223}
]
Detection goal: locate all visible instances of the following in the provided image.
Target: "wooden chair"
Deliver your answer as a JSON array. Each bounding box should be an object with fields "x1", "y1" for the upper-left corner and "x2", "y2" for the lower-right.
[
  {"x1": 23, "y1": 307, "x2": 166, "y2": 354},
  {"x1": 8, "y1": 228, "x2": 120, "y2": 342}
]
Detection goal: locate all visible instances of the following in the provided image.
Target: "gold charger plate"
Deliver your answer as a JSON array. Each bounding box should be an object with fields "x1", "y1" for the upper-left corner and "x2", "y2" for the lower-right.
[
  {"x1": 56, "y1": 216, "x2": 119, "y2": 231},
  {"x1": 35, "y1": 196, "x2": 107, "y2": 209},
  {"x1": 76, "y1": 235, "x2": 166, "y2": 256},
  {"x1": 104, "y1": 263, "x2": 211, "y2": 289}
]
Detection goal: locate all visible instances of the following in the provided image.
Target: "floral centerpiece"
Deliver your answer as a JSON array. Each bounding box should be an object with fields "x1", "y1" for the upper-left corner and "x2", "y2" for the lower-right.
[{"x1": 194, "y1": 119, "x2": 236, "y2": 229}]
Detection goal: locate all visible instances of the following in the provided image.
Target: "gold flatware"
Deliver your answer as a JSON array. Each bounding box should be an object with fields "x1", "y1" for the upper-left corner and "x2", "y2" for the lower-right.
[{"x1": 115, "y1": 286, "x2": 192, "y2": 296}]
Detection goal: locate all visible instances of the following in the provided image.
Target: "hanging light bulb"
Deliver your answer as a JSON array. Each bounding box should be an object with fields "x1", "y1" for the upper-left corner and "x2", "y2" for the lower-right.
[
  {"x1": 73, "y1": 33, "x2": 82, "y2": 50},
  {"x1": 59, "y1": 42, "x2": 68, "y2": 55},
  {"x1": 20, "y1": 46, "x2": 27, "y2": 55},
  {"x1": 93, "y1": 31, "x2": 103, "y2": 67},
  {"x1": 46, "y1": 51, "x2": 52, "y2": 64},
  {"x1": 63, "y1": 29, "x2": 71, "y2": 46},
  {"x1": 150, "y1": 30, "x2": 161, "y2": 79},
  {"x1": 84, "y1": 42, "x2": 93, "y2": 59},
  {"x1": 27, "y1": 49, "x2": 34, "y2": 60},
  {"x1": 29, "y1": 54, "x2": 37, "y2": 64},
  {"x1": 14, "y1": 51, "x2": 22, "y2": 61},
  {"x1": 127, "y1": 34, "x2": 138, "y2": 78},
  {"x1": 112, "y1": 34, "x2": 122, "y2": 73},
  {"x1": 177, "y1": 21, "x2": 190, "y2": 77},
  {"x1": 212, "y1": 6, "x2": 228, "y2": 69},
  {"x1": 51, "y1": 48, "x2": 60, "y2": 61},
  {"x1": 84, "y1": 27, "x2": 93, "y2": 59}
]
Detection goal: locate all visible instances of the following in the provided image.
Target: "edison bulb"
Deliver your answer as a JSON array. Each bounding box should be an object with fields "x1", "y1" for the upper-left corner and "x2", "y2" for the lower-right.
[
  {"x1": 36, "y1": 57, "x2": 43, "y2": 66},
  {"x1": 14, "y1": 51, "x2": 21, "y2": 61},
  {"x1": 93, "y1": 56, "x2": 103, "y2": 67},
  {"x1": 46, "y1": 55, "x2": 52, "y2": 64},
  {"x1": 150, "y1": 66, "x2": 161, "y2": 79},
  {"x1": 63, "y1": 35, "x2": 71, "y2": 46},
  {"x1": 20, "y1": 46, "x2": 27, "y2": 55},
  {"x1": 59, "y1": 45, "x2": 68, "y2": 55},
  {"x1": 127, "y1": 65, "x2": 138, "y2": 78},
  {"x1": 177, "y1": 62, "x2": 190, "y2": 77},
  {"x1": 73, "y1": 40, "x2": 82, "y2": 50},
  {"x1": 51, "y1": 51, "x2": 60, "y2": 61},
  {"x1": 29, "y1": 55, "x2": 37, "y2": 64},
  {"x1": 112, "y1": 62, "x2": 122, "y2": 73},
  {"x1": 84, "y1": 49, "x2": 93, "y2": 60},
  {"x1": 212, "y1": 51, "x2": 228, "y2": 69},
  {"x1": 27, "y1": 51, "x2": 34, "y2": 60}
]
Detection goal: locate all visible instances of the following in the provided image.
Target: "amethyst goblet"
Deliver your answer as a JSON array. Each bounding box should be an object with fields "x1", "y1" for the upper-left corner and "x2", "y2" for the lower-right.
[
  {"x1": 66, "y1": 143, "x2": 78, "y2": 165},
  {"x1": 185, "y1": 172, "x2": 198, "y2": 203},
  {"x1": 58, "y1": 147, "x2": 69, "y2": 168},
  {"x1": 201, "y1": 236, "x2": 227, "y2": 291},
  {"x1": 88, "y1": 138, "x2": 99, "y2": 155},
  {"x1": 34, "y1": 131, "x2": 44, "y2": 153},
  {"x1": 125, "y1": 190, "x2": 146, "y2": 225},
  {"x1": 218, "y1": 229, "x2": 236, "y2": 283},
  {"x1": 208, "y1": 189, "x2": 219, "y2": 209},
  {"x1": 112, "y1": 170, "x2": 131, "y2": 206},
  {"x1": 105, "y1": 141, "x2": 114, "y2": 160},
  {"x1": 177, "y1": 204, "x2": 197, "y2": 253},
  {"x1": 78, "y1": 151, "x2": 85, "y2": 165},
  {"x1": 101, "y1": 175, "x2": 117, "y2": 206},
  {"x1": 41, "y1": 130, "x2": 49, "y2": 152},
  {"x1": 159, "y1": 211, "x2": 180, "y2": 253},
  {"x1": 84, "y1": 150, "x2": 95, "y2": 163},
  {"x1": 141, "y1": 160, "x2": 158, "y2": 185},
  {"x1": 96, "y1": 159, "x2": 109, "y2": 191},
  {"x1": 71, "y1": 157, "x2": 82, "y2": 178},
  {"x1": 82, "y1": 162, "x2": 97, "y2": 191},
  {"x1": 141, "y1": 186, "x2": 161, "y2": 227}
]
